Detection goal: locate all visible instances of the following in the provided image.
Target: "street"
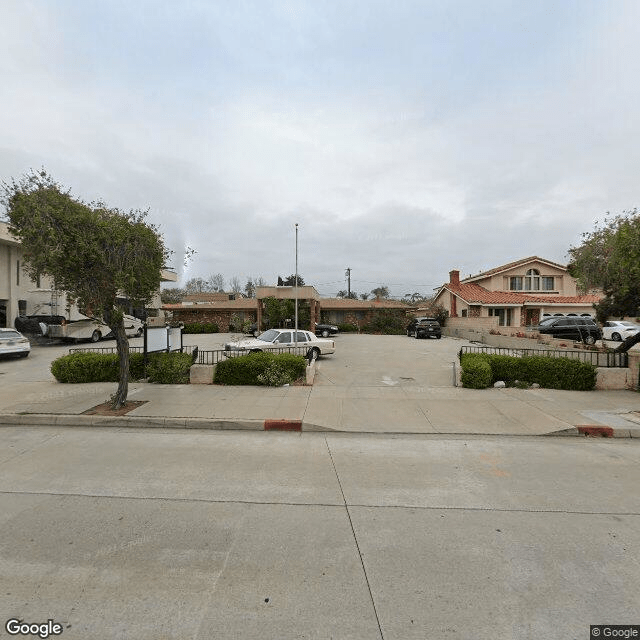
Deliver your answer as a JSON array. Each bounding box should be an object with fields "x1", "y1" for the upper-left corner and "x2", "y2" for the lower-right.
[{"x1": 1, "y1": 426, "x2": 639, "y2": 639}]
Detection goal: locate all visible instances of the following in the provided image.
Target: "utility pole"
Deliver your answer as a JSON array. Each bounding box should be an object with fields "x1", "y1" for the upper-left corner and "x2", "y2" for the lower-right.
[
  {"x1": 294, "y1": 223, "x2": 299, "y2": 343},
  {"x1": 345, "y1": 267, "x2": 351, "y2": 298}
]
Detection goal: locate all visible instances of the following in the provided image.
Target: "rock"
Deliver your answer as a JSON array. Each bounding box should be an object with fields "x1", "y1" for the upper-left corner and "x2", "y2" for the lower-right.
[
  {"x1": 531, "y1": 383, "x2": 540, "y2": 389},
  {"x1": 494, "y1": 381, "x2": 506, "y2": 388}
]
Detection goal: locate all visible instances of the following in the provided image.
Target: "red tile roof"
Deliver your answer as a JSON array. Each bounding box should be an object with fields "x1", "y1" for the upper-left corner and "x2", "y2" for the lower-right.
[
  {"x1": 319, "y1": 298, "x2": 411, "y2": 310},
  {"x1": 441, "y1": 283, "x2": 601, "y2": 306},
  {"x1": 461, "y1": 256, "x2": 567, "y2": 283}
]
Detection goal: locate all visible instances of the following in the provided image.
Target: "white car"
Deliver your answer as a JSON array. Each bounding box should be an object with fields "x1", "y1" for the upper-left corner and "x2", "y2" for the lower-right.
[
  {"x1": 0, "y1": 328, "x2": 31, "y2": 358},
  {"x1": 47, "y1": 314, "x2": 143, "y2": 342},
  {"x1": 602, "y1": 321, "x2": 640, "y2": 342},
  {"x1": 224, "y1": 328, "x2": 335, "y2": 358}
]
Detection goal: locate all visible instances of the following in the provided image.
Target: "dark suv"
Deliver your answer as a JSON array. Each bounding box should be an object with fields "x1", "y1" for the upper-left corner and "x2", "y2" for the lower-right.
[
  {"x1": 407, "y1": 317, "x2": 442, "y2": 339},
  {"x1": 536, "y1": 316, "x2": 602, "y2": 344}
]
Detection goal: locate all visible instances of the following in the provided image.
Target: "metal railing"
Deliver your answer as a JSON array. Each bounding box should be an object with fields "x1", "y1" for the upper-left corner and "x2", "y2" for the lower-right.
[
  {"x1": 460, "y1": 345, "x2": 628, "y2": 368},
  {"x1": 69, "y1": 346, "x2": 146, "y2": 354},
  {"x1": 196, "y1": 346, "x2": 315, "y2": 365}
]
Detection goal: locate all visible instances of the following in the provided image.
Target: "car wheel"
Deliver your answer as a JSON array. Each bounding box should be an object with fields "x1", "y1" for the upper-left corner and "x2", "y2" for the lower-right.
[
  {"x1": 310, "y1": 347, "x2": 321, "y2": 359},
  {"x1": 91, "y1": 330, "x2": 101, "y2": 343},
  {"x1": 20, "y1": 352, "x2": 29, "y2": 358},
  {"x1": 583, "y1": 334, "x2": 596, "y2": 345},
  {"x1": 321, "y1": 329, "x2": 329, "y2": 338},
  {"x1": 253, "y1": 330, "x2": 259, "y2": 337},
  {"x1": 611, "y1": 332, "x2": 622, "y2": 341}
]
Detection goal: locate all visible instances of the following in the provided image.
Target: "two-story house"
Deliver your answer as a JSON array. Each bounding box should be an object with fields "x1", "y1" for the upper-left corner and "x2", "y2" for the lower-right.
[{"x1": 433, "y1": 256, "x2": 602, "y2": 327}]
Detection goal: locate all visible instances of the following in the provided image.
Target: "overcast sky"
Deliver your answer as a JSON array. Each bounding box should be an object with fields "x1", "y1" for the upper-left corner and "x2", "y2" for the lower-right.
[{"x1": 1, "y1": 1, "x2": 638, "y2": 298}]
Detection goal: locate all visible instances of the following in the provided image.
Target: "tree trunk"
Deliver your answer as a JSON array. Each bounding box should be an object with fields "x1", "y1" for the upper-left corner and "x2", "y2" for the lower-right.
[
  {"x1": 111, "y1": 318, "x2": 130, "y2": 410},
  {"x1": 614, "y1": 331, "x2": 640, "y2": 353}
]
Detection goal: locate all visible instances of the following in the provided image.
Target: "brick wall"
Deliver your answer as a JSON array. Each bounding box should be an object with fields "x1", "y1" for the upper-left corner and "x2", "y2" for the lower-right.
[{"x1": 171, "y1": 308, "x2": 256, "y2": 329}]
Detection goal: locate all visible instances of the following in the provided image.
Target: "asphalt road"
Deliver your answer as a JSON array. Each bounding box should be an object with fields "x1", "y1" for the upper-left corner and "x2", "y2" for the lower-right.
[{"x1": 1, "y1": 426, "x2": 638, "y2": 640}]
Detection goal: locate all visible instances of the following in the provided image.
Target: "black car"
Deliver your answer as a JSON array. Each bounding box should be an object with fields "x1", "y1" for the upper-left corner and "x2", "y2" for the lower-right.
[
  {"x1": 407, "y1": 317, "x2": 440, "y2": 337},
  {"x1": 536, "y1": 316, "x2": 602, "y2": 344},
  {"x1": 315, "y1": 323, "x2": 339, "y2": 337},
  {"x1": 415, "y1": 318, "x2": 441, "y2": 339}
]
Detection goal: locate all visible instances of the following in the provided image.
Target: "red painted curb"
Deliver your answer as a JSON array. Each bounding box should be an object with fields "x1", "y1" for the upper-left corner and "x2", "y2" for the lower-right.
[
  {"x1": 264, "y1": 420, "x2": 302, "y2": 431},
  {"x1": 577, "y1": 425, "x2": 614, "y2": 438}
]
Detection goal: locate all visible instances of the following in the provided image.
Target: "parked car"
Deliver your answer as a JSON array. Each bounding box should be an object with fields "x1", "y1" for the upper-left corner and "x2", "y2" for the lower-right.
[
  {"x1": 0, "y1": 328, "x2": 31, "y2": 358},
  {"x1": 224, "y1": 328, "x2": 335, "y2": 358},
  {"x1": 106, "y1": 315, "x2": 145, "y2": 339},
  {"x1": 414, "y1": 318, "x2": 441, "y2": 339},
  {"x1": 47, "y1": 316, "x2": 112, "y2": 343},
  {"x1": 315, "y1": 323, "x2": 339, "y2": 337},
  {"x1": 536, "y1": 316, "x2": 602, "y2": 344},
  {"x1": 602, "y1": 320, "x2": 640, "y2": 342},
  {"x1": 407, "y1": 317, "x2": 438, "y2": 337}
]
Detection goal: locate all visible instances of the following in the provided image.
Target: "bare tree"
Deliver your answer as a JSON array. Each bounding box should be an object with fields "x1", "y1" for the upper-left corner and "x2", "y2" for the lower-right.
[{"x1": 207, "y1": 273, "x2": 225, "y2": 292}]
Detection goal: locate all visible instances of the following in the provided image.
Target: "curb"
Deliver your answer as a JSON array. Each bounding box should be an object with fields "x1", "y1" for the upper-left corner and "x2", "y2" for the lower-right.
[{"x1": 549, "y1": 425, "x2": 640, "y2": 438}]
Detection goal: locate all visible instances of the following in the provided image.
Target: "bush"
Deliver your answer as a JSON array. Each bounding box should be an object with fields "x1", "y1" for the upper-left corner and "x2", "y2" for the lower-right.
[
  {"x1": 146, "y1": 352, "x2": 193, "y2": 384},
  {"x1": 214, "y1": 352, "x2": 307, "y2": 386},
  {"x1": 337, "y1": 323, "x2": 358, "y2": 332},
  {"x1": 51, "y1": 352, "x2": 145, "y2": 383},
  {"x1": 361, "y1": 310, "x2": 407, "y2": 335},
  {"x1": 459, "y1": 353, "x2": 493, "y2": 388},
  {"x1": 459, "y1": 352, "x2": 597, "y2": 391},
  {"x1": 182, "y1": 322, "x2": 219, "y2": 334}
]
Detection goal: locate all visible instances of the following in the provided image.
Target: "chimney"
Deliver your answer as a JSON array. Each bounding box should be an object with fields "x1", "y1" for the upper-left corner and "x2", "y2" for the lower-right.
[{"x1": 449, "y1": 270, "x2": 460, "y2": 286}]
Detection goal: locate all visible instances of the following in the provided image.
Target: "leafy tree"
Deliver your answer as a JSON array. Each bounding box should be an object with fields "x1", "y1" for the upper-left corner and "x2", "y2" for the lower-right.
[
  {"x1": 568, "y1": 209, "x2": 640, "y2": 351},
  {"x1": 2, "y1": 169, "x2": 169, "y2": 408},
  {"x1": 337, "y1": 290, "x2": 358, "y2": 299},
  {"x1": 371, "y1": 285, "x2": 389, "y2": 299},
  {"x1": 337, "y1": 290, "x2": 347, "y2": 298},
  {"x1": 360, "y1": 293, "x2": 370, "y2": 300},
  {"x1": 282, "y1": 274, "x2": 305, "y2": 286}
]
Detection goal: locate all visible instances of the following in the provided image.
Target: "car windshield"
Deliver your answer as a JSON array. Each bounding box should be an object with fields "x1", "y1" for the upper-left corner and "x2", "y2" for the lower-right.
[
  {"x1": 0, "y1": 331, "x2": 22, "y2": 340},
  {"x1": 257, "y1": 329, "x2": 279, "y2": 342}
]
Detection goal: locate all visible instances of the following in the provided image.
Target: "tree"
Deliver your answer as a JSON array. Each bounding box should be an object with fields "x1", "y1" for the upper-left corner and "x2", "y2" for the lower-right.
[
  {"x1": 360, "y1": 293, "x2": 370, "y2": 300},
  {"x1": 568, "y1": 209, "x2": 640, "y2": 351},
  {"x1": 160, "y1": 287, "x2": 184, "y2": 304},
  {"x1": 371, "y1": 285, "x2": 389, "y2": 299},
  {"x1": 337, "y1": 290, "x2": 347, "y2": 298},
  {"x1": 184, "y1": 277, "x2": 209, "y2": 294},
  {"x1": 207, "y1": 273, "x2": 225, "y2": 292},
  {"x1": 2, "y1": 170, "x2": 168, "y2": 408},
  {"x1": 282, "y1": 274, "x2": 305, "y2": 286},
  {"x1": 228, "y1": 275, "x2": 242, "y2": 296}
]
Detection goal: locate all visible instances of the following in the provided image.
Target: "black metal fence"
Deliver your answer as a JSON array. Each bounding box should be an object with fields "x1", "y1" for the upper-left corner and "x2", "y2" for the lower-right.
[
  {"x1": 195, "y1": 346, "x2": 316, "y2": 365},
  {"x1": 69, "y1": 346, "x2": 146, "y2": 354},
  {"x1": 460, "y1": 345, "x2": 628, "y2": 368}
]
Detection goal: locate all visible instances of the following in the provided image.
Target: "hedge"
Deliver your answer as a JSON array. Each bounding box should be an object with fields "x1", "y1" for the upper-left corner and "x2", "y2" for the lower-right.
[
  {"x1": 459, "y1": 352, "x2": 597, "y2": 391},
  {"x1": 182, "y1": 322, "x2": 219, "y2": 334},
  {"x1": 145, "y1": 352, "x2": 194, "y2": 384},
  {"x1": 459, "y1": 354, "x2": 492, "y2": 389},
  {"x1": 51, "y1": 351, "x2": 192, "y2": 384},
  {"x1": 214, "y1": 352, "x2": 307, "y2": 386},
  {"x1": 337, "y1": 323, "x2": 359, "y2": 332}
]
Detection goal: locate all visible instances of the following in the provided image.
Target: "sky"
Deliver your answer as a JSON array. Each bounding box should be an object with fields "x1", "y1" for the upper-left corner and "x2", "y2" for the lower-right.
[{"x1": 1, "y1": 0, "x2": 639, "y2": 299}]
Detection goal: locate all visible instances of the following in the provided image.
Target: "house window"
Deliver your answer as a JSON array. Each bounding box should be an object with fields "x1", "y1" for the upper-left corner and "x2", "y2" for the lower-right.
[
  {"x1": 541, "y1": 276, "x2": 554, "y2": 291},
  {"x1": 525, "y1": 269, "x2": 540, "y2": 291},
  {"x1": 510, "y1": 277, "x2": 523, "y2": 290},
  {"x1": 489, "y1": 307, "x2": 513, "y2": 326}
]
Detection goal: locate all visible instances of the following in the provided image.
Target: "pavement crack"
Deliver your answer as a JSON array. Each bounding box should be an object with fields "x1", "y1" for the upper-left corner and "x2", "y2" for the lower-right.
[{"x1": 324, "y1": 436, "x2": 385, "y2": 640}]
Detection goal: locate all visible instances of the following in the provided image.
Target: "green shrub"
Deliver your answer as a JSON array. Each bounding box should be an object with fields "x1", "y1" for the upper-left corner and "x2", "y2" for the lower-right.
[
  {"x1": 459, "y1": 352, "x2": 597, "y2": 391},
  {"x1": 361, "y1": 310, "x2": 406, "y2": 335},
  {"x1": 337, "y1": 323, "x2": 358, "y2": 332},
  {"x1": 214, "y1": 352, "x2": 307, "y2": 386},
  {"x1": 51, "y1": 352, "x2": 145, "y2": 383},
  {"x1": 459, "y1": 353, "x2": 492, "y2": 388},
  {"x1": 146, "y1": 352, "x2": 194, "y2": 384},
  {"x1": 182, "y1": 322, "x2": 219, "y2": 334}
]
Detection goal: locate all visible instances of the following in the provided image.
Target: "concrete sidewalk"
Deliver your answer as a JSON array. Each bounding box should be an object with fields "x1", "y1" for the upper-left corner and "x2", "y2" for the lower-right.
[
  {"x1": 0, "y1": 333, "x2": 639, "y2": 436},
  {"x1": 1, "y1": 370, "x2": 639, "y2": 437}
]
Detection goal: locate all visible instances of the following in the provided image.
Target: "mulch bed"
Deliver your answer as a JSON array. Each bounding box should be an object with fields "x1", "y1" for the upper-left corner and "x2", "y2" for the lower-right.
[{"x1": 83, "y1": 400, "x2": 148, "y2": 417}]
